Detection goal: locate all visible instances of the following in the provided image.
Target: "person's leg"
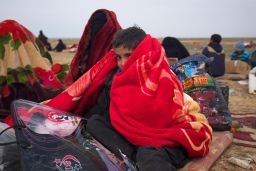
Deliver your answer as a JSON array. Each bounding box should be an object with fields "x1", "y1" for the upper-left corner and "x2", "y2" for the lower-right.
[
  {"x1": 136, "y1": 147, "x2": 176, "y2": 171},
  {"x1": 86, "y1": 114, "x2": 136, "y2": 160},
  {"x1": 164, "y1": 146, "x2": 191, "y2": 169},
  {"x1": 136, "y1": 146, "x2": 190, "y2": 171}
]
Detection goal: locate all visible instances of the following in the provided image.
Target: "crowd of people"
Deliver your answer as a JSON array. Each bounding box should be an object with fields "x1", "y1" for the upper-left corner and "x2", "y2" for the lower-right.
[
  {"x1": 162, "y1": 33, "x2": 256, "y2": 78},
  {"x1": 0, "y1": 8, "x2": 255, "y2": 171}
]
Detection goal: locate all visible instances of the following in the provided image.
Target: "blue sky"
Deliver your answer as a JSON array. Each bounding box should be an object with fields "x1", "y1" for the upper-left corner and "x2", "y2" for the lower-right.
[{"x1": 1, "y1": 0, "x2": 256, "y2": 38}]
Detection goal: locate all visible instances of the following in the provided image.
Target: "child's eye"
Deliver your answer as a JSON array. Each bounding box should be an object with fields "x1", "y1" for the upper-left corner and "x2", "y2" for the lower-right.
[
  {"x1": 116, "y1": 55, "x2": 121, "y2": 61},
  {"x1": 125, "y1": 53, "x2": 131, "y2": 58}
]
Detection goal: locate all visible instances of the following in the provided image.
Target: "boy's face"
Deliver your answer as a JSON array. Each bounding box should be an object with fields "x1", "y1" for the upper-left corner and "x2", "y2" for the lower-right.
[{"x1": 113, "y1": 46, "x2": 133, "y2": 70}]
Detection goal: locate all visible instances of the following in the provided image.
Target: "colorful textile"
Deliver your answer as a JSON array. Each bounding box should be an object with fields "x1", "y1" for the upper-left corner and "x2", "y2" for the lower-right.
[
  {"x1": 172, "y1": 55, "x2": 232, "y2": 131},
  {"x1": 0, "y1": 20, "x2": 65, "y2": 112},
  {"x1": 232, "y1": 112, "x2": 256, "y2": 148},
  {"x1": 64, "y1": 9, "x2": 121, "y2": 85},
  {"x1": 110, "y1": 36, "x2": 212, "y2": 157}
]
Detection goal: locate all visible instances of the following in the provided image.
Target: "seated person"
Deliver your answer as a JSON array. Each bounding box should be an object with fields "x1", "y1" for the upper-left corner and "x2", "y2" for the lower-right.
[
  {"x1": 202, "y1": 34, "x2": 225, "y2": 77},
  {"x1": 231, "y1": 41, "x2": 251, "y2": 65},
  {"x1": 86, "y1": 26, "x2": 212, "y2": 171},
  {"x1": 161, "y1": 36, "x2": 190, "y2": 60},
  {"x1": 53, "y1": 39, "x2": 66, "y2": 52},
  {"x1": 64, "y1": 9, "x2": 121, "y2": 86}
]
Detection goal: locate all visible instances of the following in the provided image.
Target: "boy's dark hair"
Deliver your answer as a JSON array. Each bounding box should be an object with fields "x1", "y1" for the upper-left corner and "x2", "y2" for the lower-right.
[
  {"x1": 210, "y1": 34, "x2": 222, "y2": 44},
  {"x1": 112, "y1": 26, "x2": 146, "y2": 50}
]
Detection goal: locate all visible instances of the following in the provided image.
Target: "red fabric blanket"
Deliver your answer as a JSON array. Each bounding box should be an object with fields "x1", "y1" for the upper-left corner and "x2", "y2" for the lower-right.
[
  {"x1": 64, "y1": 9, "x2": 121, "y2": 86},
  {"x1": 110, "y1": 35, "x2": 212, "y2": 157},
  {"x1": 46, "y1": 51, "x2": 117, "y2": 114}
]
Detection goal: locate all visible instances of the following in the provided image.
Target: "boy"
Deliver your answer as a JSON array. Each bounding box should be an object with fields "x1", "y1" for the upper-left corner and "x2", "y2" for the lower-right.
[{"x1": 86, "y1": 26, "x2": 212, "y2": 171}]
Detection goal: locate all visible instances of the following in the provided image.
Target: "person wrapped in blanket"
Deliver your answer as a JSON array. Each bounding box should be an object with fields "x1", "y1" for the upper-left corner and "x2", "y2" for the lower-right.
[
  {"x1": 64, "y1": 9, "x2": 121, "y2": 86},
  {"x1": 84, "y1": 26, "x2": 212, "y2": 170},
  {"x1": 0, "y1": 9, "x2": 121, "y2": 170}
]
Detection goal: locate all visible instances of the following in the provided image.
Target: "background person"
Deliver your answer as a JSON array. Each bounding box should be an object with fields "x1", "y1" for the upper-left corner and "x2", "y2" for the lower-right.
[
  {"x1": 202, "y1": 34, "x2": 226, "y2": 77},
  {"x1": 38, "y1": 30, "x2": 52, "y2": 51},
  {"x1": 53, "y1": 39, "x2": 66, "y2": 52},
  {"x1": 231, "y1": 41, "x2": 251, "y2": 64},
  {"x1": 64, "y1": 9, "x2": 121, "y2": 86}
]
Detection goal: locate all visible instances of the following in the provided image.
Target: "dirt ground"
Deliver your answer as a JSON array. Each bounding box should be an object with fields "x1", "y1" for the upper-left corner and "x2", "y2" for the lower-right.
[{"x1": 49, "y1": 38, "x2": 256, "y2": 171}]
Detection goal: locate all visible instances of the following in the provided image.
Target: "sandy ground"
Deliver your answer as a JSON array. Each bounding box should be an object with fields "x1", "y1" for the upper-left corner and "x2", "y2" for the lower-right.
[{"x1": 49, "y1": 38, "x2": 256, "y2": 171}]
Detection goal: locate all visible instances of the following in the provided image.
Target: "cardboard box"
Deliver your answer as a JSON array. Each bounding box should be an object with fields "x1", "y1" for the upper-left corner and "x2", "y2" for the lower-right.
[{"x1": 225, "y1": 60, "x2": 251, "y2": 74}]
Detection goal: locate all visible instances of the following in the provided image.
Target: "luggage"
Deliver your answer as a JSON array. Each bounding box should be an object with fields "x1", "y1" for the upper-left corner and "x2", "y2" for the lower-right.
[{"x1": 172, "y1": 55, "x2": 232, "y2": 131}]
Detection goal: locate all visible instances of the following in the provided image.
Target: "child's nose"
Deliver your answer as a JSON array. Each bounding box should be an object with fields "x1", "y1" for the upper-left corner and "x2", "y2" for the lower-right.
[{"x1": 120, "y1": 58, "x2": 127, "y2": 68}]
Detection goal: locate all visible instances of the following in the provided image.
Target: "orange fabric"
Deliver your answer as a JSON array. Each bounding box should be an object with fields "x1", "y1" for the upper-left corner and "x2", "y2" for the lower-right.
[{"x1": 110, "y1": 35, "x2": 212, "y2": 157}]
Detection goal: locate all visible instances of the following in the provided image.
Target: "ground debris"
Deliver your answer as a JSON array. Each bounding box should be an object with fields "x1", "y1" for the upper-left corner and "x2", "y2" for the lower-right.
[{"x1": 228, "y1": 156, "x2": 255, "y2": 170}]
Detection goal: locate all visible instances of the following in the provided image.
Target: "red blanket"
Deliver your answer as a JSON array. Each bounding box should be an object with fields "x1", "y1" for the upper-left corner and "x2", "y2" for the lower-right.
[
  {"x1": 46, "y1": 51, "x2": 117, "y2": 114},
  {"x1": 110, "y1": 35, "x2": 212, "y2": 157}
]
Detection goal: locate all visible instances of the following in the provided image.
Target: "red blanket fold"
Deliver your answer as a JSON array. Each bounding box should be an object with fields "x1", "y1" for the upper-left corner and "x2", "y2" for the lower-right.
[
  {"x1": 46, "y1": 51, "x2": 117, "y2": 114},
  {"x1": 110, "y1": 35, "x2": 212, "y2": 157}
]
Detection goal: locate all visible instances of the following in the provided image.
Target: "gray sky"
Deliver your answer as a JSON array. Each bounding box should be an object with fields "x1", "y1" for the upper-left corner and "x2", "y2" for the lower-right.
[{"x1": 1, "y1": 0, "x2": 256, "y2": 38}]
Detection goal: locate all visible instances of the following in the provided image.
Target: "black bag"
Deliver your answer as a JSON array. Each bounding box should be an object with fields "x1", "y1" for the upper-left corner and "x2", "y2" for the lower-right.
[{"x1": 11, "y1": 99, "x2": 135, "y2": 171}]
